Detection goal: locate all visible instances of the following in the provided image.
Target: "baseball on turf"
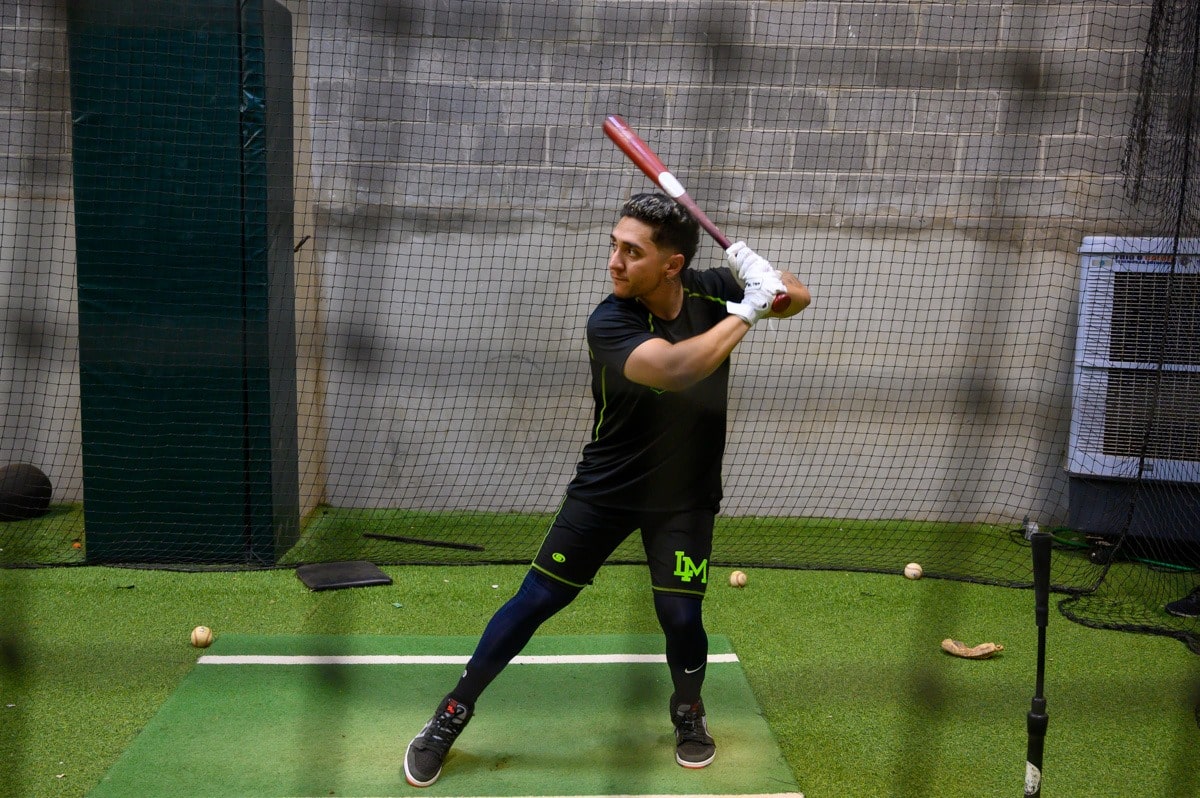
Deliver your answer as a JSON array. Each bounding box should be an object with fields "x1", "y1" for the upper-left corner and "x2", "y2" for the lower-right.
[
  {"x1": 904, "y1": 562, "x2": 923, "y2": 580},
  {"x1": 190, "y1": 625, "x2": 214, "y2": 648},
  {"x1": 729, "y1": 570, "x2": 747, "y2": 588}
]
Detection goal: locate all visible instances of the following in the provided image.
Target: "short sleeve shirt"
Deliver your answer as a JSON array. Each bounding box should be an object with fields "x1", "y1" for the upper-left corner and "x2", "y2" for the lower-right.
[{"x1": 565, "y1": 266, "x2": 743, "y2": 512}]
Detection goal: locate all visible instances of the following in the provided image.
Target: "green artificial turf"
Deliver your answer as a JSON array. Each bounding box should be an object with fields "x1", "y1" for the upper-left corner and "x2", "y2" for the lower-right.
[
  {"x1": 87, "y1": 634, "x2": 800, "y2": 798},
  {"x1": 4, "y1": 506, "x2": 1067, "y2": 593},
  {"x1": 1, "y1": 564, "x2": 1198, "y2": 798}
]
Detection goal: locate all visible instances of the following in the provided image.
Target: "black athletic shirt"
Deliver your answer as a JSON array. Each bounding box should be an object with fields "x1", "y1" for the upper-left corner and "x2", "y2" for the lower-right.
[{"x1": 565, "y1": 266, "x2": 743, "y2": 512}]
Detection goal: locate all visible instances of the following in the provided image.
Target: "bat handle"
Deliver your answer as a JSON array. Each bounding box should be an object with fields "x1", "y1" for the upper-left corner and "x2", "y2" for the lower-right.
[{"x1": 1031, "y1": 531, "x2": 1052, "y2": 628}]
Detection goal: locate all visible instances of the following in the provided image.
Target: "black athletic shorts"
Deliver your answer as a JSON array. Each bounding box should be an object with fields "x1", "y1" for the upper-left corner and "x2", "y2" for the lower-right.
[{"x1": 531, "y1": 495, "x2": 714, "y2": 597}]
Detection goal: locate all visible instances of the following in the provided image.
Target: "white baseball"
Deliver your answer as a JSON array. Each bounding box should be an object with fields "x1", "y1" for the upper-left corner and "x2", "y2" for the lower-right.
[
  {"x1": 904, "y1": 562, "x2": 923, "y2": 580},
  {"x1": 729, "y1": 570, "x2": 747, "y2": 588},
  {"x1": 190, "y1": 625, "x2": 214, "y2": 648}
]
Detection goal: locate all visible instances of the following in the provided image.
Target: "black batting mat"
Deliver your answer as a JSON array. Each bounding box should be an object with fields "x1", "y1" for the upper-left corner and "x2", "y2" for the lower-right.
[{"x1": 295, "y1": 560, "x2": 393, "y2": 591}]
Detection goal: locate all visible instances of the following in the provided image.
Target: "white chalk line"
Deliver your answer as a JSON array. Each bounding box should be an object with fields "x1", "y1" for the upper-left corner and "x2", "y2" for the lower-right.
[{"x1": 198, "y1": 652, "x2": 740, "y2": 666}]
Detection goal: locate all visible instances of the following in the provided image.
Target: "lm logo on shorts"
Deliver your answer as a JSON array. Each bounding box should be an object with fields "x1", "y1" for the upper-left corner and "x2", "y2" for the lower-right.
[{"x1": 673, "y1": 551, "x2": 708, "y2": 584}]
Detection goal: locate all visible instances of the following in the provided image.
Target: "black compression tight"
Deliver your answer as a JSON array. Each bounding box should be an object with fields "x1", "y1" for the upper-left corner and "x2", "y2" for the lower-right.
[
  {"x1": 450, "y1": 569, "x2": 579, "y2": 705},
  {"x1": 448, "y1": 571, "x2": 708, "y2": 709},
  {"x1": 653, "y1": 591, "x2": 708, "y2": 705}
]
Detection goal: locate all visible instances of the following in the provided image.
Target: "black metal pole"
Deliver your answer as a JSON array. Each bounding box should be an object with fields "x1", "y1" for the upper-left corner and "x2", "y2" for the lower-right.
[{"x1": 1024, "y1": 530, "x2": 1052, "y2": 796}]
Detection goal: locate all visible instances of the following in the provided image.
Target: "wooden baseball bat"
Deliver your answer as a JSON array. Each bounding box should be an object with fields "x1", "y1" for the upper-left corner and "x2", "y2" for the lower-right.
[{"x1": 603, "y1": 115, "x2": 791, "y2": 313}]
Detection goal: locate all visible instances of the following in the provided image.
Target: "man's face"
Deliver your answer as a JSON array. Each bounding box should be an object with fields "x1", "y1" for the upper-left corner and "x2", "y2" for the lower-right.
[{"x1": 608, "y1": 216, "x2": 678, "y2": 300}]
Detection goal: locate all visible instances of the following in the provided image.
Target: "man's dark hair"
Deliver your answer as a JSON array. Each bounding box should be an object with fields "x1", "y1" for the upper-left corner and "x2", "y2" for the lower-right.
[{"x1": 620, "y1": 192, "x2": 701, "y2": 268}]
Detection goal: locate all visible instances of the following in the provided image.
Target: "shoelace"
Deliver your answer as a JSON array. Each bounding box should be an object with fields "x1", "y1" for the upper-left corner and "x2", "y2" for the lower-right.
[
  {"x1": 674, "y1": 706, "x2": 708, "y2": 742},
  {"x1": 421, "y1": 705, "x2": 468, "y2": 754}
]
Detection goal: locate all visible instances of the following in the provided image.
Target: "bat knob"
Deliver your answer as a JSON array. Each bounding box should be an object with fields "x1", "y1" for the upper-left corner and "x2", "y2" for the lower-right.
[{"x1": 771, "y1": 292, "x2": 791, "y2": 313}]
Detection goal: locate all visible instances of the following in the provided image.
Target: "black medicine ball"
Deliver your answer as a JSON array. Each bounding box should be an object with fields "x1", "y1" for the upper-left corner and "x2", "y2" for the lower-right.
[{"x1": 0, "y1": 463, "x2": 52, "y2": 522}]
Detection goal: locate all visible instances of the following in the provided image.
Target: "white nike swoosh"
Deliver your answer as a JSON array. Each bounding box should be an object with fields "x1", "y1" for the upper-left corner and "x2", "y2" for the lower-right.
[{"x1": 684, "y1": 663, "x2": 706, "y2": 674}]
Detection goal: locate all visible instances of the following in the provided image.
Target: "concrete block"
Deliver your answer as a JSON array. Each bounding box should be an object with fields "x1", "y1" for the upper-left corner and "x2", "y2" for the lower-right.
[
  {"x1": 831, "y1": 174, "x2": 956, "y2": 224},
  {"x1": 918, "y1": 3, "x2": 1003, "y2": 47},
  {"x1": 669, "y1": 1, "x2": 753, "y2": 45},
  {"x1": 0, "y1": 25, "x2": 65, "y2": 71},
  {"x1": 0, "y1": 71, "x2": 22, "y2": 109},
  {"x1": 345, "y1": 120, "x2": 395, "y2": 163},
  {"x1": 425, "y1": 0, "x2": 511, "y2": 40},
  {"x1": 0, "y1": 112, "x2": 68, "y2": 154},
  {"x1": 708, "y1": 43, "x2": 793, "y2": 86},
  {"x1": 752, "y1": 88, "x2": 831, "y2": 131},
  {"x1": 960, "y1": 50, "x2": 1047, "y2": 91},
  {"x1": 961, "y1": 133, "x2": 1041, "y2": 177},
  {"x1": 1043, "y1": 49, "x2": 1128, "y2": 93},
  {"x1": 630, "y1": 42, "x2": 715, "y2": 85},
  {"x1": 998, "y1": 93, "x2": 1083, "y2": 136},
  {"x1": 588, "y1": 1, "x2": 671, "y2": 41},
  {"x1": 870, "y1": 132, "x2": 960, "y2": 176},
  {"x1": 836, "y1": 2, "x2": 920, "y2": 47},
  {"x1": 428, "y1": 83, "x2": 505, "y2": 124},
  {"x1": 668, "y1": 87, "x2": 751, "y2": 128},
  {"x1": 1088, "y1": 4, "x2": 1155, "y2": 50},
  {"x1": 549, "y1": 42, "x2": 629, "y2": 83},
  {"x1": 830, "y1": 89, "x2": 913, "y2": 132},
  {"x1": 1042, "y1": 134, "x2": 1126, "y2": 177},
  {"x1": 792, "y1": 46, "x2": 876, "y2": 88},
  {"x1": 308, "y1": 78, "x2": 350, "y2": 121},
  {"x1": 341, "y1": 79, "x2": 435, "y2": 123},
  {"x1": 876, "y1": 49, "x2": 959, "y2": 90},
  {"x1": 438, "y1": 39, "x2": 547, "y2": 82},
  {"x1": 384, "y1": 121, "x2": 479, "y2": 166},
  {"x1": 548, "y1": 126, "x2": 615, "y2": 169},
  {"x1": 712, "y1": 129, "x2": 793, "y2": 170},
  {"x1": 23, "y1": 68, "x2": 70, "y2": 114},
  {"x1": 1079, "y1": 91, "x2": 1138, "y2": 137},
  {"x1": 757, "y1": 2, "x2": 839, "y2": 45},
  {"x1": 309, "y1": 34, "x2": 393, "y2": 81},
  {"x1": 509, "y1": 1, "x2": 583, "y2": 39},
  {"x1": 1003, "y1": 4, "x2": 1089, "y2": 50},
  {"x1": 499, "y1": 83, "x2": 593, "y2": 126},
  {"x1": 305, "y1": 0, "x2": 427, "y2": 37},
  {"x1": 913, "y1": 90, "x2": 1000, "y2": 135},
  {"x1": 739, "y1": 171, "x2": 840, "y2": 218},
  {"x1": 2, "y1": 153, "x2": 70, "y2": 197},
  {"x1": 0, "y1": 1, "x2": 64, "y2": 27},
  {"x1": 793, "y1": 131, "x2": 871, "y2": 173},
  {"x1": 474, "y1": 124, "x2": 548, "y2": 166}
]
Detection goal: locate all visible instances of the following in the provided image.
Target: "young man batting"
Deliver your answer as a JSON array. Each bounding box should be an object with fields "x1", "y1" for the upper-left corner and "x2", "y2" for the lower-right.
[{"x1": 404, "y1": 192, "x2": 810, "y2": 787}]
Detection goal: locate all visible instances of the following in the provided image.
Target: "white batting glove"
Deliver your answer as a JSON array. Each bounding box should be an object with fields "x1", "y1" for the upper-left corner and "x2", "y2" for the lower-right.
[
  {"x1": 726, "y1": 282, "x2": 775, "y2": 327},
  {"x1": 725, "y1": 241, "x2": 782, "y2": 289}
]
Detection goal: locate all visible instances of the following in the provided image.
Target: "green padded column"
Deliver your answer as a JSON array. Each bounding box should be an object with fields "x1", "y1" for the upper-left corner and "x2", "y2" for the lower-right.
[{"x1": 68, "y1": 0, "x2": 299, "y2": 564}]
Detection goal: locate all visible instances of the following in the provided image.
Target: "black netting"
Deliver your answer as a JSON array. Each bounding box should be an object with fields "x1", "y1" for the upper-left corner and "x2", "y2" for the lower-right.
[{"x1": 0, "y1": 0, "x2": 1195, "y2": 649}]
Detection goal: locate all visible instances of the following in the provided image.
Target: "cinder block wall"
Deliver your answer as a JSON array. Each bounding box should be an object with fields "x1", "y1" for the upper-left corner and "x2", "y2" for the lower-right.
[
  {"x1": 3, "y1": 1, "x2": 1153, "y2": 526},
  {"x1": 0, "y1": 1, "x2": 80, "y2": 499},
  {"x1": 295, "y1": 1, "x2": 1150, "y2": 524}
]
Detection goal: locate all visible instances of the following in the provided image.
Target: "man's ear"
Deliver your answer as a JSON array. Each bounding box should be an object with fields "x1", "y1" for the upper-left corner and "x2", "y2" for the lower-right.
[{"x1": 665, "y1": 251, "x2": 686, "y2": 278}]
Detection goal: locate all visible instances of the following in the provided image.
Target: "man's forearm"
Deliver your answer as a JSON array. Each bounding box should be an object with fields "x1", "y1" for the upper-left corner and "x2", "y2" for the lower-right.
[{"x1": 623, "y1": 315, "x2": 749, "y2": 392}]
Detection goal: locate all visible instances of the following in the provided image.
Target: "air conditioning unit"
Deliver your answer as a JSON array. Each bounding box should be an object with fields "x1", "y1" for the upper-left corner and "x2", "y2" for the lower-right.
[{"x1": 1068, "y1": 236, "x2": 1200, "y2": 483}]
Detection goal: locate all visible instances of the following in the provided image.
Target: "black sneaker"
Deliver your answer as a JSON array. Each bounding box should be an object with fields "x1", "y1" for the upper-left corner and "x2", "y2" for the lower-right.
[
  {"x1": 670, "y1": 694, "x2": 715, "y2": 768},
  {"x1": 404, "y1": 695, "x2": 472, "y2": 787},
  {"x1": 1166, "y1": 587, "x2": 1200, "y2": 618}
]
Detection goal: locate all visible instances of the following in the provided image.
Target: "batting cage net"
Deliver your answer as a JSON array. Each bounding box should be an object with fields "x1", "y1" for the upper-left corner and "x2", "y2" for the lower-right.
[{"x1": 0, "y1": 0, "x2": 1196, "y2": 650}]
